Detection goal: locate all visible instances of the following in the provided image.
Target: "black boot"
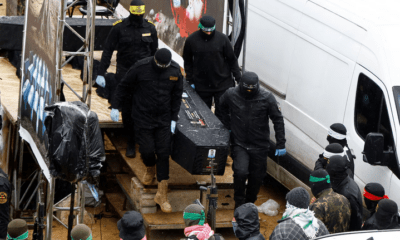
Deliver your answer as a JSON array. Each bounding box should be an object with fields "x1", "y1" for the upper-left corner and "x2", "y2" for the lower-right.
[{"x1": 126, "y1": 137, "x2": 136, "y2": 158}]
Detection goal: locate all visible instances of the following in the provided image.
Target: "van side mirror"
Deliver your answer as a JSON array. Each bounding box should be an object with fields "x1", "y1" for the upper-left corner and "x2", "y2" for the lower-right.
[{"x1": 362, "y1": 133, "x2": 387, "y2": 166}]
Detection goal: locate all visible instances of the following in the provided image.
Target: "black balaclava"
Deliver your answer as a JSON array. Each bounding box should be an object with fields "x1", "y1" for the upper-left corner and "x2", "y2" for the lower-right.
[
  {"x1": 286, "y1": 187, "x2": 310, "y2": 209},
  {"x1": 320, "y1": 143, "x2": 345, "y2": 168},
  {"x1": 129, "y1": 0, "x2": 145, "y2": 25},
  {"x1": 239, "y1": 72, "x2": 259, "y2": 99},
  {"x1": 152, "y1": 48, "x2": 172, "y2": 72},
  {"x1": 327, "y1": 123, "x2": 348, "y2": 148},
  {"x1": 199, "y1": 15, "x2": 216, "y2": 40},
  {"x1": 326, "y1": 155, "x2": 348, "y2": 191},
  {"x1": 364, "y1": 183, "x2": 388, "y2": 215},
  {"x1": 309, "y1": 169, "x2": 331, "y2": 197},
  {"x1": 375, "y1": 199, "x2": 399, "y2": 229}
]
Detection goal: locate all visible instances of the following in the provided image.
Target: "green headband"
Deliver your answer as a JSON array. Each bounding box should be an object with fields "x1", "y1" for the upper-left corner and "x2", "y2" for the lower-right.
[
  {"x1": 71, "y1": 234, "x2": 93, "y2": 240},
  {"x1": 198, "y1": 23, "x2": 215, "y2": 32},
  {"x1": 183, "y1": 210, "x2": 205, "y2": 226},
  {"x1": 309, "y1": 175, "x2": 330, "y2": 183},
  {"x1": 7, "y1": 231, "x2": 28, "y2": 240}
]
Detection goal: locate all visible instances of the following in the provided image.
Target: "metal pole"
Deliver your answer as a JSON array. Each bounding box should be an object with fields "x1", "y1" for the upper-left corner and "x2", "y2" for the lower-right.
[
  {"x1": 79, "y1": 182, "x2": 85, "y2": 223},
  {"x1": 225, "y1": 0, "x2": 230, "y2": 36},
  {"x1": 87, "y1": 0, "x2": 96, "y2": 107},
  {"x1": 19, "y1": 170, "x2": 38, "y2": 207},
  {"x1": 81, "y1": 0, "x2": 91, "y2": 102},
  {"x1": 45, "y1": 178, "x2": 56, "y2": 240},
  {"x1": 67, "y1": 184, "x2": 76, "y2": 240},
  {"x1": 56, "y1": 0, "x2": 67, "y2": 102},
  {"x1": 16, "y1": 139, "x2": 24, "y2": 210},
  {"x1": 242, "y1": 0, "x2": 249, "y2": 72},
  {"x1": 230, "y1": 0, "x2": 238, "y2": 47}
]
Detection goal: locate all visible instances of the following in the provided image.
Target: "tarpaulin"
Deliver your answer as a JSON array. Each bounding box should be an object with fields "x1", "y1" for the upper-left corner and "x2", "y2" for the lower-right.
[{"x1": 44, "y1": 101, "x2": 105, "y2": 183}]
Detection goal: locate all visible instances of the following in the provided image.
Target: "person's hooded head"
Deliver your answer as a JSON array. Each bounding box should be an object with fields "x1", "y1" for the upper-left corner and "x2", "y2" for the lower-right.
[
  {"x1": 71, "y1": 224, "x2": 92, "y2": 240},
  {"x1": 239, "y1": 72, "x2": 259, "y2": 99},
  {"x1": 374, "y1": 199, "x2": 399, "y2": 229},
  {"x1": 327, "y1": 123, "x2": 348, "y2": 147},
  {"x1": 364, "y1": 183, "x2": 388, "y2": 215},
  {"x1": 7, "y1": 219, "x2": 28, "y2": 240},
  {"x1": 129, "y1": 0, "x2": 145, "y2": 25},
  {"x1": 233, "y1": 203, "x2": 261, "y2": 240},
  {"x1": 309, "y1": 169, "x2": 331, "y2": 197},
  {"x1": 152, "y1": 48, "x2": 172, "y2": 72},
  {"x1": 117, "y1": 211, "x2": 145, "y2": 240},
  {"x1": 326, "y1": 155, "x2": 348, "y2": 191},
  {"x1": 183, "y1": 204, "x2": 206, "y2": 227},
  {"x1": 198, "y1": 15, "x2": 216, "y2": 40}
]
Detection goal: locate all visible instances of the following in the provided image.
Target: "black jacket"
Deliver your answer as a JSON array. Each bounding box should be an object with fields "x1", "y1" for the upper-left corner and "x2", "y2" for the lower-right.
[
  {"x1": 98, "y1": 18, "x2": 158, "y2": 77},
  {"x1": 183, "y1": 31, "x2": 241, "y2": 92},
  {"x1": 112, "y1": 57, "x2": 183, "y2": 129},
  {"x1": 334, "y1": 176, "x2": 363, "y2": 231},
  {"x1": 234, "y1": 203, "x2": 265, "y2": 240},
  {"x1": 362, "y1": 214, "x2": 400, "y2": 230},
  {"x1": 219, "y1": 87, "x2": 285, "y2": 149},
  {"x1": 0, "y1": 168, "x2": 11, "y2": 239}
]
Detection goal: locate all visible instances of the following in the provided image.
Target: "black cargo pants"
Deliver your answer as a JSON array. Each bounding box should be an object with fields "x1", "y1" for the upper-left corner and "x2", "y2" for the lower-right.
[
  {"x1": 231, "y1": 145, "x2": 268, "y2": 209},
  {"x1": 135, "y1": 126, "x2": 171, "y2": 182}
]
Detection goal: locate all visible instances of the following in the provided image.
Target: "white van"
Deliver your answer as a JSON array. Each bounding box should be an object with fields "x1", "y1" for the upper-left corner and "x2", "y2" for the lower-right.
[{"x1": 244, "y1": 0, "x2": 400, "y2": 204}]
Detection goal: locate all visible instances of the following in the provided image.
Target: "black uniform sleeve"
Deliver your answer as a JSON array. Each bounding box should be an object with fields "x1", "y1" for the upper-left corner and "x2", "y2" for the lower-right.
[
  {"x1": 183, "y1": 38, "x2": 194, "y2": 84},
  {"x1": 314, "y1": 154, "x2": 327, "y2": 170},
  {"x1": 267, "y1": 94, "x2": 286, "y2": 149},
  {"x1": 348, "y1": 195, "x2": 363, "y2": 231},
  {"x1": 150, "y1": 26, "x2": 158, "y2": 56},
  {"x1": 111, "y1": 67, "x2": 138, "y2": 109},
  {"x1": 218, "y1": 90, "x2": 231, "y2": 130},
  {"x1": 171, "y1": 70, "x2": 184, "y2": 121},
  {"x1": 98, "y1": 26, "x2": 119, "y2": 77},
  {"x1": 224, "y1": 37, "x2": 241, "y2": 83}
]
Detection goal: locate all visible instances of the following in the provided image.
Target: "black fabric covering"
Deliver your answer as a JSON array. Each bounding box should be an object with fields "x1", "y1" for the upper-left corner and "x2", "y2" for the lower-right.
[
  {"x1": 364, "y1": 182, "x2": 386, "y2": 216},
  {"x1": 118, "y1": 211, "x2": 145, "y2": 240},
  {"x1": 325, "y1": 143, "x2": 344, "y2": 154},
  {"x1": 228, "y1": 0, "x2": 246, "y2": 58},
  {"x1": 130, "y1": 0, "x2": 144, "y2": 6},
  {"x1": 233, "y1": 203, "x2": 264, "y2": 240},
  {"x1": 172, "y1": 82, "x2": 229, "y2": 175},
  {"x1": 0, "y1": 168, "x2": 11, "y2": 239},
  {"x1": 239, "y1": 71, "x2": 259, "y2": 99},
  {"x1": 200, "y1": 15, "x2": 215, "y2": 28},
  {"x1": 0, "y1": 16, "x2": 115, "y2": 51},
  {"x1": 286, "y1": 187, "x2": 310, "y2": 209},
  {"x1": 154, "y1": 48, "x2": 172, "y2": 65},
  {"x1": 362, "y1": 199, "x2": 400, "y2": 230},
  {"x1": 330, "y1": 123, "x2": 347, "y2": 136},
  {"x1": 219, "y1": 84, "x2": 286, "y2": 149},
  {"x1": 44, "y1": 101, "x2": 105, "y2": 183},
  {"x1": 310, "y1": 169, "x2": 331, "y2": 197}
]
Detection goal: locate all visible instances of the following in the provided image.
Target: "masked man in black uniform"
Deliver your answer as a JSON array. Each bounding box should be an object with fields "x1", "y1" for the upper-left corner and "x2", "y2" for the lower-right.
[
  {"x1": 183, "y1": 15, "x2": 241, "y2": 119},
  {"x1": 219, "y1": 72, "x2": 286, "y2": 209},
  {"x1": 97, "y1": 0, "x2": 158, "y2": 158},
  {"x1": 111, "y1": 49, "x2": 183, "y2": 213},
  {"x1": 326, "y1": 155, "x2": 363, "y2": 231},
  {"x1": 0, "y1": 168, "x2": 11, "y2": 240}
]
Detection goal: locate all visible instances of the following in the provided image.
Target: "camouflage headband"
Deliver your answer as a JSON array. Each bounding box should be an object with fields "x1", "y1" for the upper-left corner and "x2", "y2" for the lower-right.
[{"x1": 309, "y1": 175, "x2": 330, "y2": 183}]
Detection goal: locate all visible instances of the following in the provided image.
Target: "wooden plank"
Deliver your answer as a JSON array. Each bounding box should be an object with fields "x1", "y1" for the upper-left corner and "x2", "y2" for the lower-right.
[
  {"x1": 107, "y1": 131, "x2": 234, "y2": 187},
  {"x1": 105, "y1": 193, "x2": 127, "y2": 218},
  {"x1": 142, "y1": 209, "x2": 233, "y2": 230}
]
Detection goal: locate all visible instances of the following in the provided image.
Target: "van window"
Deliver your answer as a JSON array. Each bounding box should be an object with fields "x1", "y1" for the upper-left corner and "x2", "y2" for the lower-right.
[{"x1": 355, "y1": 74, "x2": 394, "y2": 150}]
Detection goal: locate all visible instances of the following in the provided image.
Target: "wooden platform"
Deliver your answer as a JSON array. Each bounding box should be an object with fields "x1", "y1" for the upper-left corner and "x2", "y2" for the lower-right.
[
  {"x1": 0, "y1": 52, "x2": 122, "y2": 128},
  {"x1": 105, "y1": 193, "x2": 127, "y2": 218},
  {"x1": 106, "y1": 130, "x2": 234, "y2": 188}
]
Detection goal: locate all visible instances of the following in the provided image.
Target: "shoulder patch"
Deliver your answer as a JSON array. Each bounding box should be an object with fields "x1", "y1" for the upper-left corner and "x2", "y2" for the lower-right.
[
  {"x1": 113, "y1": 20, "x2": 122, "y2": 26},
  {"x1": 148, "y1": 20, "x2": 155, "y2": 25}
]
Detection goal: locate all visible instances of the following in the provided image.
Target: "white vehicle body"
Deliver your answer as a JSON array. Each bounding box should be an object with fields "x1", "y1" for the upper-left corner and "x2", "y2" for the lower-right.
[
  {"x1": 244, "y1": 0, "x2": 400, "y2": 203},
  {"x1": 315, "y1": 229, "x2": 400, "y2": 240}
]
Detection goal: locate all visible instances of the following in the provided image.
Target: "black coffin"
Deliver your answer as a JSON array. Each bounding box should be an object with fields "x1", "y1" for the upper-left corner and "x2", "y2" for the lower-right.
[
  {"x1": 172, "y1": 82, "x2": 230, "y2": 176},
  {"x1": 0, "y1": 16, "x2": 114, "y2": 51}
]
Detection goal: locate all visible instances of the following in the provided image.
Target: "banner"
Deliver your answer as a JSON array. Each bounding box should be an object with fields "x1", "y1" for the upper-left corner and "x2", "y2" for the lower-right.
[
  {"x1": 20, "y1": 0, "x2": 59, "y2": 160},
  {"x1": 120, "y1": 0, "x2": 226, "y2": 55}
]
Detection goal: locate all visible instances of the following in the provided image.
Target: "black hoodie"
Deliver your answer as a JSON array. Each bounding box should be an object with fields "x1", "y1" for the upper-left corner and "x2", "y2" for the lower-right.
[{"x1": 233, "y1": 203, "x2": 265, "y2": 240}]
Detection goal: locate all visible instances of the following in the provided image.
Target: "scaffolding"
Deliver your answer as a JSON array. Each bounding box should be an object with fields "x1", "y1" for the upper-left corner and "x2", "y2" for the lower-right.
[{"x1": 16, "y1": 0, "x2": 97, "y2": 239}]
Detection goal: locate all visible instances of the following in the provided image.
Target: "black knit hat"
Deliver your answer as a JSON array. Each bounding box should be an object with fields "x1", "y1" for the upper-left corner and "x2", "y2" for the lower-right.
[
  {"x1": 323, "y1": 143, "x2": 344, "y2": 159},
  {"x1": 375, "y1": 199, "x2": 399, "y2": 228},
  {"x1": 286, "y1": 187, "x2": 310, "y2": 209},
  {"x1": 200, "y1": 15, "x2": 216, "y2": 28},
  {"x1": 7, "y1": 219, "x2": 28, "y2": 239},
  {"x1": 118, "y1": 211, "x2": 145, "y2": 240},
  {"x1": 328, "y1": 123, "x2": 347, "y2": 140},
  {"x1": 326, "y1": 155, "x2": 347, "y2": 175},
  {"x1": 130, "y1": 0, "x2": 144, "y2": 6},
  {"x1": 71, "y1": 224, "x2": 92, "y2": 240},
  {"x1": 154, "y1": 48, "x2": 172, "y2": 68},
  {"x1": 365, "y1": 183, "x2": 386, "y2": 200},
  {"x1": 309, "y1": 169, "x2": 331, "y2": 197}
]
